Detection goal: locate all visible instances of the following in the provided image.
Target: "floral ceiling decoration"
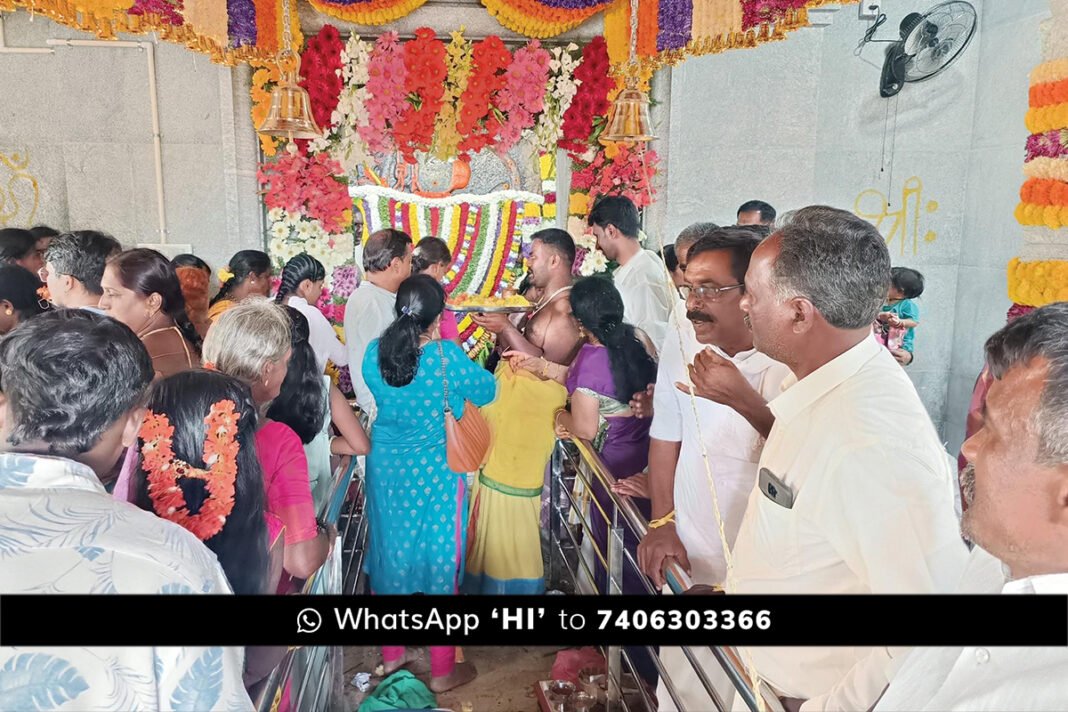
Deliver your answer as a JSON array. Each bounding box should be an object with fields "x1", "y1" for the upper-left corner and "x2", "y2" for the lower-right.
[
  {"x1": 0, "y1": 0, "x2": 300, "y2": 66},
  {"x1": 306, "y1": 0, "x2": 856, "y2": 76}
]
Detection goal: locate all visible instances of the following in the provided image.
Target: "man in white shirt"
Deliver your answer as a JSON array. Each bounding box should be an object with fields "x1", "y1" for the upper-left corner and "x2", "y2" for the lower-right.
[
  {"x1": 343, "y1": 229, "x2": 413, "y2": 418},
  {"x1": 731, "y1": 206, "x2": 968, "y2": 712},
  {"x1": 876, "y1": 302, "x2": 1068, "y2": 712},
  {"x1": 41, "y1": 230, "x2": 122, "y2": 314},
  {"x1": 0, "y1": 310, "x2": 251, "y2": 711},
  {"x1": 619, "y1": 228, "x2": 791, "y2": 711},
  {"x1": 588, "y1": 196, "x2": 674, "y2": 348}
]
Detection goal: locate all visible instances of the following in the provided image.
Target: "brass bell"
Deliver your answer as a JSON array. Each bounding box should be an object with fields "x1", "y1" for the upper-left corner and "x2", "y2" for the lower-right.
[
  {"x1": 257, "y1": 66, "x2": 323, "y2": 140},
  {"x1": 600, "y1": 87, "x2": 655, "y2": 144}
]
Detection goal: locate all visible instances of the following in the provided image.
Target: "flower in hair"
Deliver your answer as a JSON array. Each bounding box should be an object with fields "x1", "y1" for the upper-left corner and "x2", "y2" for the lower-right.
[
  {"x1": 140, "y1": 400, "x2": 241, "y2": 541},
  {"x1": 218, "y1": 267, "x2": 235, "y2": 284}
]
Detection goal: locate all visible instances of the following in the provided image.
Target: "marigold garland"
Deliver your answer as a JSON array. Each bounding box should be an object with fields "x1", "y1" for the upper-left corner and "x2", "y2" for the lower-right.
[
  {"x1": 1007, "y1": 257, "x2": 1068, "y2": 306},
  {"x1": 1014, "y1": 202, "x2": 1068, "y2": 230},
  {"x1": 1019, "y1": 177, "x2": 1068, "y2": 206},
  {"x1": 1025, "y1": 102, "x2": 1068, "y2": 135},
  {"x1": 1031, "y1": 57, "x2": 1068, "y2": 85},
  {"x1": 141, "y1": 400, "x2": 241, "y2": 542},
  {"x1": 308, "y1": 0, "x2": 429, "y2": 26},
  {"x1": 479, "y1": 0, "x2": 614, "y2": 39}
]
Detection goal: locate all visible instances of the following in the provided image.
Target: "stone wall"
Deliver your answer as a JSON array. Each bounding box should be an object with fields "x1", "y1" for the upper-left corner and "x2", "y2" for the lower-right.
[
  {"x1": 663, "y1": 0, "x2": 1049, "y2": 442},
  {"x1": 0, "y1": 12, "x2": 263, "y2": 271}
]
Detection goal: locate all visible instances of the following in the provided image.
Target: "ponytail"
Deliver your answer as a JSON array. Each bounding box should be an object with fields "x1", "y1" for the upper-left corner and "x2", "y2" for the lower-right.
[
  {"x1": 377, "y1": 274, "x2": 445, "y2": 387},
  {"x1": 570, "y1": 277, "x2": 656, "y2": 399},
  {"x1": 211, "y1": 250, "x2": 272, "y2": 306},
  {"x1": 275, "y1": 253, "x2": 326, "y2": 305}
]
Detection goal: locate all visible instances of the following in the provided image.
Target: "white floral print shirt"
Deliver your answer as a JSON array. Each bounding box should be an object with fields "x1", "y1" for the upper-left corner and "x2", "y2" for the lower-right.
[{"x1": 0, "y1": 453, "x2": 252, "y2": 711}]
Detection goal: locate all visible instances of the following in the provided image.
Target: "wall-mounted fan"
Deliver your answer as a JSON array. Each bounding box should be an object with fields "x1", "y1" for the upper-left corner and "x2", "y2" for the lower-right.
[{"x1": 858, "y1": 1, "x2": 978, "y2": 98}]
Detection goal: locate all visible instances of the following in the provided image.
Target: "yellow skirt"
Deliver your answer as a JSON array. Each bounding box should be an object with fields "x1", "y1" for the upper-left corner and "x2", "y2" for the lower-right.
[{"x1": 462, "y1": 365, "x2": 566, "y2": 594}]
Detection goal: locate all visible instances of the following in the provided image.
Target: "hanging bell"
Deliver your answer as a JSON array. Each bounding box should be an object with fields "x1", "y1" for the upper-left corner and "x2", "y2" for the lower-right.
[
  {"x1": 257, "y1": 67, "x2": 323, "y2": 140},
  {"x1": 600, "y1": 87, "x2": 655, "y2": 144}
]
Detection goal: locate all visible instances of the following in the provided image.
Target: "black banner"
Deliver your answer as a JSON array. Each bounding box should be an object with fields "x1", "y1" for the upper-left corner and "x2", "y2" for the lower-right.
[{"x1": 1, "y1": 595, "x2": 1065, "y2": 647}]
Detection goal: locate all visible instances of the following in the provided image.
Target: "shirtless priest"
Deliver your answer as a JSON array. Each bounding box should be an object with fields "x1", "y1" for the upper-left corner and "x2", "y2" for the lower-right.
[{"x1": 465, "y1": 228, "x2": 583, "y2": 594}]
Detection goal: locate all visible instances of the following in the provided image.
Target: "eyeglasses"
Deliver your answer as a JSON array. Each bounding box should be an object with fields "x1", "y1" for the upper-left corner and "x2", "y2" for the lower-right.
[
  {"x1": 37, "y1": 267, "x2": 48, "y2": 282},
  {"x1": 677, "y1": 283, "x2": 743, "y2": 301}
]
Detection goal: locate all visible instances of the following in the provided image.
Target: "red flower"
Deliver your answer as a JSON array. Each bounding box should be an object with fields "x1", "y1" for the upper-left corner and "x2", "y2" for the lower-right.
[{"x1": 299, "y1": 25, "x2": 345, "y2": 134}]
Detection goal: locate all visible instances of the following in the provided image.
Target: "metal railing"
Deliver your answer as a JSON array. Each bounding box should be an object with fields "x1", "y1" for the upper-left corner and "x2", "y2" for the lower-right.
[
  {"x1": 549, "y1": 437, "x2": 784, "y2": 712},
  {"x1": 253, "y1": 454, "x2": 367, "y2": 712}
]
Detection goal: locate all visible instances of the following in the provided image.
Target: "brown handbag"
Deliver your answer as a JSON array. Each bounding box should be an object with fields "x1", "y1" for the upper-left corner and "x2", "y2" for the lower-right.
[{"x1": 439, "y1": 341, "x2": 491, "y2": 472}]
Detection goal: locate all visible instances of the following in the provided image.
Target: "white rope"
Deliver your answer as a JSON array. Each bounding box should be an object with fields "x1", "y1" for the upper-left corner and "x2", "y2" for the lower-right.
[{"x1": 637, "y1": 141, "x2": 768, "y2": 712}]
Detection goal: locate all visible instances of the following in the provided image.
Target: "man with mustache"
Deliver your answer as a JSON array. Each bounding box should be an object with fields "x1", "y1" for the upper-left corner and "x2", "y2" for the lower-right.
[
  {"x1": 730, "y1": 206, "x2": 967, "y2": 712},
  {"x1": 874, "y1": 302, "x2": 1068, "y2": 711},
  {"x1": 618, "y1": 227, "x2": 791, "y2": 711}
]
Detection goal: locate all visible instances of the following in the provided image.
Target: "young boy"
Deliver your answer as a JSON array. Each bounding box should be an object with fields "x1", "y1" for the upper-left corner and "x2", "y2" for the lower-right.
[{"x1": 877, "y1": 266, "x2": 924, "y2": 366}]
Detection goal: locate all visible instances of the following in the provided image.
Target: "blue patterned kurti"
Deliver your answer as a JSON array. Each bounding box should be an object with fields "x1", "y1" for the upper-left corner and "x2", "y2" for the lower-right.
[
  {"x1": 362, "y1": 338, "x2": 497, "y2": 595},
  {"x1": 0, "y1": 453, "x2": 251, "y2": 711}
]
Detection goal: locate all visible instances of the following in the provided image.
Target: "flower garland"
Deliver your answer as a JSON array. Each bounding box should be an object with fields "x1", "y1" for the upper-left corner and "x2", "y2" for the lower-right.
[
  {"x1": 128, "y1": 0, "x2": 184, "y2": 26},
  {"x1": 457, "y1": 36, "x2": 513, "y2": 155},
  {"x1": 1007, "y1": 257, "x2": 1068, "y2": 306},
  {"x1": 1032, "y1": 57, "x2": 1068, "y2": 85},
  {"x1": 1025, "y1": 102, "x2": 1068, "y2": 135},
  {"x1": 534, "y1": 43, "x2": 583, "y2": 153},
  {"x1": 141, "y1": 400, "x2": 241, "y2": 542},
  {"x1": 266, "y1": 207, "x2": 355, "y2": 273},
  {"x1": 299, "y1": 24, "x2": 345, "y2": 136},
  {"x1": 432, "y1": 31, "x2": 475, "y2": 160},
  {"x1": 359, "y1": 32, "x2": 408, "y2": 156},
  {"x1": 258, "y1": 152, "x2": 351, "y2": 233},
  {"x1": 395, "y1": 28, "x2": 449, "y2": 163},
  {"x1": 741, "y1": 0, "x2": 809, "y2": 30},
  {"x1": 308, "y1": 33, "x2": 374, "y2": 173},
  {"x1": 250, "y1": 61, "x2": 283, "y2": 156},
  {"x1": 560, "y1": 37, "x2": 613, "y2": 153},
  {"x1": 307, "y1": 0, "x2": 429, "y2": 26},
  {"x1": 479, "y1": 0, "x2": 616, "y2": 39},
  {"x1": 570, "y1": 144, "x2": 660, "y2": 208},
  {"x1": 573, "y1": 229, "x2": 610, "y2": 276},
  {"x1": 495, "y1": 40, "x2": 552, "y2": 154}
]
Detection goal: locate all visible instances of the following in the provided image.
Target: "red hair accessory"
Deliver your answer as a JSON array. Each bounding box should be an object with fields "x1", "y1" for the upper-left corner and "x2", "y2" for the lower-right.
[
  {"x1": 140, "y1": 399, "x2": 241, "y2": 541},
  {"x1": 202, "y1": 361, "x2": 217, "y2": 371}
]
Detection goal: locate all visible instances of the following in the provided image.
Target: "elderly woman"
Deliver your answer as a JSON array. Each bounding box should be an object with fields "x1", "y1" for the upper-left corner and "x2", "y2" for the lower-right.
[
  {"x1": 100, "y1": 249, "x2": 200, "y2": 379},
  {"x1": 203, "y1": 299, "x2": 334, "y2": 585}
]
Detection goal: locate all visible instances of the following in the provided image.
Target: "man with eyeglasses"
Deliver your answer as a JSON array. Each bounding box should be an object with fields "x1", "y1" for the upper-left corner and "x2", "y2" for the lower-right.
[
  {"x1": 616, "y1": 227, "x2": 791, "y2": 712},
  {"x1": 41, "y1": 231, "x2": 121, "y2": 313}
]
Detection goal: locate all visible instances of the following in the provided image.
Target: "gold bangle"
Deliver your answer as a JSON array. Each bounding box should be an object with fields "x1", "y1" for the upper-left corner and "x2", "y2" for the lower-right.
[{"x1": 649, "y1": 511, "x2": 676, "y2": 529}]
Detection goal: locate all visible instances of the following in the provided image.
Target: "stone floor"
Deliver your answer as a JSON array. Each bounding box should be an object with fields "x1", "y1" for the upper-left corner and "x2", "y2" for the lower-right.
[{"x1": 342, "y1": 645, "x2": 562, "y2": 711}]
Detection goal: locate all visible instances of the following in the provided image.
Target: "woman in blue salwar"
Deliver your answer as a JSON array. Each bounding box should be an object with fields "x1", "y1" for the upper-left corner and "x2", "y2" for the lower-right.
[{"x1": 362, "y1": 274, "x2": 496, "y2": 692}]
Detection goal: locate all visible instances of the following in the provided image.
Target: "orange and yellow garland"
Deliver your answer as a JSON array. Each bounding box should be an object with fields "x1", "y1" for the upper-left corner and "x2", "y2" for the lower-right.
[{"x1": 1014, "y1": 51, "x2": 1068, "y2": 307}]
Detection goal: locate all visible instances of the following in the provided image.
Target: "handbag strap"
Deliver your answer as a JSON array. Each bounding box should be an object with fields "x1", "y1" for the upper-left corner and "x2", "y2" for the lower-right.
[{"x1": 437, "y1": 341, "x2": 453, "y2": 415}]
